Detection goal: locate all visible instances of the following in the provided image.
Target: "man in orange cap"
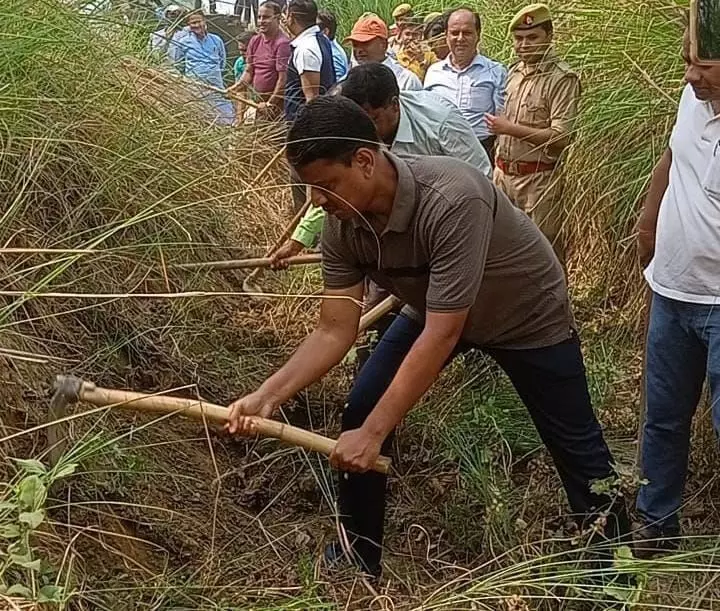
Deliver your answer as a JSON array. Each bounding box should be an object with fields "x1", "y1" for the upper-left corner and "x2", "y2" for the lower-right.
[{"x1": 344, "y1": 14, "x2": 422, "y2": 91}]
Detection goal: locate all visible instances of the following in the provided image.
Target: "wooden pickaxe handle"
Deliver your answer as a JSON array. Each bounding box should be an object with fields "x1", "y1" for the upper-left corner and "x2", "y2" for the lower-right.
[
  {"x1": 176, "y1": 253, "x2": 322, "y2": 272},
  {"x1": 56, "y1": 378, "x2": 391, "y2": 475},
  {"x1": 358, "y1": 295, "x2": 402, "y2": 333}
]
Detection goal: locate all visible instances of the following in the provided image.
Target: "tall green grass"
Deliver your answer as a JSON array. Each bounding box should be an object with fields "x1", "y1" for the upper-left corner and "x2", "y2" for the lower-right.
[
  {"x1": 0, "y1": 2, "x2": 337, "y2": 607},
  {"x1": 0, "y1": 0, "x2": 297, "y2": 396}
]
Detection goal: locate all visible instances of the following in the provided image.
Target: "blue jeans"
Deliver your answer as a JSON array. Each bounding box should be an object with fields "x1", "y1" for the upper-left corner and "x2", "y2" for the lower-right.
[
  {"x1": 340, "y1": 314, "x2": 628, "y2": 574},
  {"x1": 637, "y1": 292, "x2": 720, "y2": 533}
]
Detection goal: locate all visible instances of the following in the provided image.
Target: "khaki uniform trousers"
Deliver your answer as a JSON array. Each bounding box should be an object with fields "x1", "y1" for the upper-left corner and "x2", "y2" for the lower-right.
[{"x1": 494, "y1": 166, "x2": 566, "y2": 265}]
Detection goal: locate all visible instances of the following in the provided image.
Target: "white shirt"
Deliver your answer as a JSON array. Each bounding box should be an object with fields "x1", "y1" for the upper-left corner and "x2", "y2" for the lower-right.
[
  {"x1": 645, "y1": 84, "x2": 720, "y2": 304},
  {"x1": 382, "y1": 56, "x2": 422, "y2": 91},
  {"x1": 424, "y1": 54, "x2": 507, "y2": 140},
  {"x1": 291, "y1": 25, "x2": 323, "y2": 74},
  {"x1": 394, "y1": 90, "x2": 492, "y2": 177}
]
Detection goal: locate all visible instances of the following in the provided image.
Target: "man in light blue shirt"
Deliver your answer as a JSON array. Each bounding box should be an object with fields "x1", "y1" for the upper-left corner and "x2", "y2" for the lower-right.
[
  {"x1": 271, "y1": 62, "x2": 491, "y2": 262},
  {"x1": 424, "y1": 7, "x2": 506, "y2": 163},
  {"x1": 169, "y1": 10, "x2": 235, "y2": 125},
  {"x1": 317, "y1": 9, "x2": 348, "y2": 81}
]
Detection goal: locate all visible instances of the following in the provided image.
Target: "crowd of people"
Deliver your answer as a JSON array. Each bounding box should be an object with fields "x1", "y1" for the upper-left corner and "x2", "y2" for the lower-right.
[{"x1": 149, "y1": 0, "x2": 720, "y2": 586}]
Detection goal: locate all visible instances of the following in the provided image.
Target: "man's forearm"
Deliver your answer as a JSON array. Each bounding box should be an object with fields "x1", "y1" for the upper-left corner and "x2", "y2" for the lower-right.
[
  {"x1": 300, "y1": 72, "x2": 321, "y2": 102},
  {"x1": 505, "y1": 123, "x2": 569, "y2": 153},
  {"x1": 267, "y1": 72, "x2": 286, "y2": 107},
  {"x1": 303, "y1": 88, "x2": 320, "y2": 102},
  {"x1": 258, "y1": 326, "x2": 357, "y2": 404},
  {"x1": 638, "y1": 148, "x2": 672, "y2": 234},
  {"x1": 239, "y1": 70, "x2": 253, "y2": 88},
  {"x1": 362, "y1": 331, "x2": 457, "y2": 439},
  {"x1": 636, "y1": 148, "x2": 672, "y2": 266}
]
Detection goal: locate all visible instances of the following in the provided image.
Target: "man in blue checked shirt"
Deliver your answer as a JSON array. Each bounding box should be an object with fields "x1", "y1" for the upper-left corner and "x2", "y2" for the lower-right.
[
  {"x1": 424, "y1": 7, "x2": 507, "y2": 164},
  {"x1": 169, "y1": 10, "x2": 235, "y2": 126}
]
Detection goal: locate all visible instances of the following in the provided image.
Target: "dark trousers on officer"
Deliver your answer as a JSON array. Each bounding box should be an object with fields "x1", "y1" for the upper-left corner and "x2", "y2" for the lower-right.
[
  {"x1": 480, "y1": 135, "x2": 496, "y2": 167},
  {"x1": 339, "y1": 314, "x2": 629, "y2": 575}
]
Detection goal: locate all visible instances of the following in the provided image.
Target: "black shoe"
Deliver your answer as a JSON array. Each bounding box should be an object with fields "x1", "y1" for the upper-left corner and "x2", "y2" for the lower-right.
[
  {"x1": 632, "y1": 524, "x2": 680, "y2": 559},
  {"x1": 323, "y1": 541, "x2": 381, "y2": 579}
]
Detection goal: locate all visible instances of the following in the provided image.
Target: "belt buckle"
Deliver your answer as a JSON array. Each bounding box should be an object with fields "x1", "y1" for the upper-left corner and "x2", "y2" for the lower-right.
[{"x1": 508, "y1": 160, "x2": 521, "y2": 176}]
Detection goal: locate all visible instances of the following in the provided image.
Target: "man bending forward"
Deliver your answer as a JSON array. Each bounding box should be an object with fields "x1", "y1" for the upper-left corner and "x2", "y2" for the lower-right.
[{"x1": 227, "y1": 96, "x2": 628, "y2": 577}]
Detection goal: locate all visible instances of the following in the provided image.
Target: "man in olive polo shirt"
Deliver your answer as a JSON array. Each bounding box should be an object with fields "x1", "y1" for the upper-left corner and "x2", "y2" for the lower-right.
[{"x1": 226, "y1": 96, "x2": 628, "y2": 577}]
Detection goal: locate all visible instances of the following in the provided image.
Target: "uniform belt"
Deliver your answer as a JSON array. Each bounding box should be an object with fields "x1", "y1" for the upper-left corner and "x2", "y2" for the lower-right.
[{"x1": 496, "y1": 158, "x2": 556, "y2": 176}]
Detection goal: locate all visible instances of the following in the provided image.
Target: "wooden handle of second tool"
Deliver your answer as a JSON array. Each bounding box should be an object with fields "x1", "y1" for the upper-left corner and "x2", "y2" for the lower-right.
[
  {"x1": 76, "y1": 384, "x2": 391, "y2": 474},
  {"x1": 176, "y1": 253, "x2": 322, "y2": 272},
  {"x1": 358, "y1": 295, "x2": 402, "y2": 333}
]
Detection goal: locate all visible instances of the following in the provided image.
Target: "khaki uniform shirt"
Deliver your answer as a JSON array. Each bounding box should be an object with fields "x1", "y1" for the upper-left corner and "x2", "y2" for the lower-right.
[
  {"x1": 321, "y1": 152, "x2": 574, "y2": 350},
  {"x1": 496, "y1": 52, "x2": 580, "y2": 165}
]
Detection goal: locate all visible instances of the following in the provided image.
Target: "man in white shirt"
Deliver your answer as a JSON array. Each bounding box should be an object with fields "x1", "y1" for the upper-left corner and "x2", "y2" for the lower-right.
[
  {"x1": 283, "y1": 0, "x2": 336, "y2": 122},
  {"x1": 424, "y1": 7, "x2": 507, "y2": 163},
  {"x1": 344, "y1": 14, "x2": 422, "y2": 91},
  {"x1": 148, "y1": 4, "x2": 185, "y2": 58},
  {"x1": 283, "y1": 0, "x2": 336, "y2": 210},
  {"x1": 634, "y1": 31, "x2": 720, "y2": 557}
]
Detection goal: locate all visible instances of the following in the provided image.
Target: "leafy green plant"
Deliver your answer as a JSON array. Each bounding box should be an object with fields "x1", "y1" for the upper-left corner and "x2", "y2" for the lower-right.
[{"x1": 0, "y1": 458, "x2": 77, "y2": 604}]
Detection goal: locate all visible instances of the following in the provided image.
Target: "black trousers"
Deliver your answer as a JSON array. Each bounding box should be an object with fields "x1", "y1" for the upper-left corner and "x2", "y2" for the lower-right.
[
  {"x1": 480, "y1": 135, "x2": 496, "y2": 167},
  {"x1": 339, "y1": 314, "x2": 629, "y2": 575}
]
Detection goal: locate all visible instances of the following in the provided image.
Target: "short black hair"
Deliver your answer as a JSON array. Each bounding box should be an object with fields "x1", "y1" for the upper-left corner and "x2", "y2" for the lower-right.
[
  {"x1": 448, "y1": 6, "x2": 482, "y2": 33},
  {"x1": 288, "y1": 0, "x2": 318, "y2": 28},
  {"x1": 340, "y1": 63, "x2": 399, "y2": 110},
  {"x1": 287, "y1": 96, "x2": 381, "y2": 169},
  {"x1": 260, "y1": 1, "x2": 282, "y2": 16},
  {"x1": 317, "y1": 9, "x2": 338, "y2": 40}
]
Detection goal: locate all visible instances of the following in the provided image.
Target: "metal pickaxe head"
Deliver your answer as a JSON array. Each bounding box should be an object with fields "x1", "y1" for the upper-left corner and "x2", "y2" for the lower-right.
[{"x1": 46, "y1": 375, "x2": 94, "y2": 466}]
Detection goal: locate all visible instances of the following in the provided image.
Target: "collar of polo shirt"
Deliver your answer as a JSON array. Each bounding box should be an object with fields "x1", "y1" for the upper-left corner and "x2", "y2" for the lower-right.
[{"x1": 350, "y1": 152, "x2": 417, "y2": 234}]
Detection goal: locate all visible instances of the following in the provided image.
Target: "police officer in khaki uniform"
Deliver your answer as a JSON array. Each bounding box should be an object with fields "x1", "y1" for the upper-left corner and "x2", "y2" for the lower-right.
[{"x1": 485, "y1": 4, "x2": 580, "y2": 263}]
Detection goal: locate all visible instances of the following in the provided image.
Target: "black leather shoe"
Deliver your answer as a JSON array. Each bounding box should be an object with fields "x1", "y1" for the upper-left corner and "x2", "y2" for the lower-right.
[{"x1": 632, "y1": 524, "x2": 680, "y2": 559}]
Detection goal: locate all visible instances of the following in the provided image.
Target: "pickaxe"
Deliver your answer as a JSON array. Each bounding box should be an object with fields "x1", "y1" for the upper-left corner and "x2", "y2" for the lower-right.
[
  {"x1": 45, "y1": 295, "x2": 401, "y2": 473},
  {"x1": 47, "y1": 375, "x2": 391, "y2": 474}
]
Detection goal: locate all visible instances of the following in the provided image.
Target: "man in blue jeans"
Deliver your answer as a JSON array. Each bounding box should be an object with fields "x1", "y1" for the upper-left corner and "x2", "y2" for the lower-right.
[
  {"x1": 635, "y1": 32, "x2": 720, "y2": 556},
  {"x1": 226, "y1": 96, "x2": 629, "y2": 577}
]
